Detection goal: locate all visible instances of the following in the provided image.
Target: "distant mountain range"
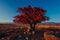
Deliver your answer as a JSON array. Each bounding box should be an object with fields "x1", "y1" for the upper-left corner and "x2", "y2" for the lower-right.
[{"x1": 0, "y1": 22, "x2": 60, "y2": 25}]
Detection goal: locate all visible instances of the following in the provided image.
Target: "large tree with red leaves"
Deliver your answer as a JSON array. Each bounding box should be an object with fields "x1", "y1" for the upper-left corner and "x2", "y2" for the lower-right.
[
  {"x1": 13, "y1": 5, "x2": 49, "y2": 28},
  {"x1": 13, "y1": 5, "x2": 49, "y2": 40},
  {"x1": 14, "y1": 5, "x2": 49, "y2": 31}
]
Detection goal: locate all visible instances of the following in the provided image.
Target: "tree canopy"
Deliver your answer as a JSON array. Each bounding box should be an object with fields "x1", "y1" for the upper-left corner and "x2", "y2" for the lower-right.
[{"x1": 13, "y1": 5, "x2": 49, "y2": 24}]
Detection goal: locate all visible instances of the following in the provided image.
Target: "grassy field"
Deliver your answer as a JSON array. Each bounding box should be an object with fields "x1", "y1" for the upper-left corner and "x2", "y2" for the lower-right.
[{"x1": 0, "y1": 23, "x2": 60, "y2": 40}]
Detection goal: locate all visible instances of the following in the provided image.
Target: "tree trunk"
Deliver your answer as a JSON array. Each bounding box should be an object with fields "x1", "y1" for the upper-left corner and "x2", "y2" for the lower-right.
[
  {"x1": 29, "y1": 23, "x2": 45, "y2": 40},
  {"x1": 28, "y1": 23, "x2": 35, "y2": 40}
]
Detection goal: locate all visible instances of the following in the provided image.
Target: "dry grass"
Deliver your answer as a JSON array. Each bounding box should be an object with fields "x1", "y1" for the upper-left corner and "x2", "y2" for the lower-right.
[{"x1": 0, "y1": 23, "x2": 60, "y2": 40}]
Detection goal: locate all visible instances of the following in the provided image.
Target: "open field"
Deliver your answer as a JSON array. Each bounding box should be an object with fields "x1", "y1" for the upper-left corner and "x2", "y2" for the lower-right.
[{"x1": 0, "y1": 23, "x2": 60, "y2": 40}]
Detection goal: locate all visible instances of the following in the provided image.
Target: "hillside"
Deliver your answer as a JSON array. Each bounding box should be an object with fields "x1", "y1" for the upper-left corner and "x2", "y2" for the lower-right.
[{"x1": 0, "y1": 23, "x2": 60, "y2": 40}]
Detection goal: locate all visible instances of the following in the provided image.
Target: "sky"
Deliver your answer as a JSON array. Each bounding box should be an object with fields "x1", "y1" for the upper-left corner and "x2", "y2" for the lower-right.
[{"x1": 0, "y1": 0, "x2": 60, "y2": 23}]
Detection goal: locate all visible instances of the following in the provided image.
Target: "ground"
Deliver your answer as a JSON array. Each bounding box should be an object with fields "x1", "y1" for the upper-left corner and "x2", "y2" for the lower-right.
[{"x1": 0, "y1": 23, "x2": 60, "y2": 40}]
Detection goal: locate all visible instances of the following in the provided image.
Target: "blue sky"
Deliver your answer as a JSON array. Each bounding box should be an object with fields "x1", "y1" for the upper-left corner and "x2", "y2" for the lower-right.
[{"x1": 0, "y1": 0, "x2": 60, "y2": 23}]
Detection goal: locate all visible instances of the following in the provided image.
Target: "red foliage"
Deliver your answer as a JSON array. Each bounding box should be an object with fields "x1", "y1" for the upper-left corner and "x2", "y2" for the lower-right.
[{"x1": 13, "y1": 5, "x2": 49, "y2": 24}]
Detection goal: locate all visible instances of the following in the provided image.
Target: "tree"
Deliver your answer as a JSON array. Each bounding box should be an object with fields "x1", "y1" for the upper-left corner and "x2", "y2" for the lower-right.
[
  {"x1": 13, "y1": 5, "x2": 49, "y2": 40},
  {"x1": 13, "y1": 5, "x2": 49, "y2": 30}
]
